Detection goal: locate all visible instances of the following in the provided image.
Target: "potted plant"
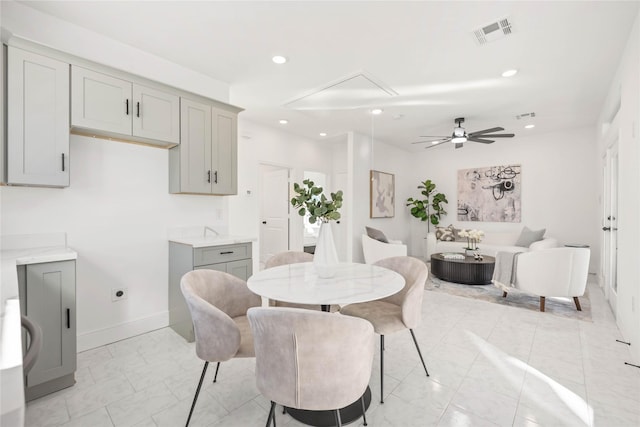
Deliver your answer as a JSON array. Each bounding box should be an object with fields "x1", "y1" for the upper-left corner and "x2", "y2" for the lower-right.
[
  {"x1": 406, "y1": 179, "x2": 448, "y2": 232},
  {"x1": 291, "y1": 179, "x2": 343, "y2": 277},
  {"x1": 406, "y1": 179, "x2": 448, "y2": 260}
]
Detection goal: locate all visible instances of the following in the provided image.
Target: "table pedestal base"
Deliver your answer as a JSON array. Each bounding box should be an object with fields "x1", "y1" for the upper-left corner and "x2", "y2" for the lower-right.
[{"x1": 285, "y1": 387, "x2": 371, "y2": 426}]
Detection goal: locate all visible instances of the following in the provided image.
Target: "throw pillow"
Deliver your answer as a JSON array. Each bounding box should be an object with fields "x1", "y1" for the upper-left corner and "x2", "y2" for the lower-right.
[
  {"x1": 435, "y1": 225, "x2": 456, "y2": 241},
  {"x1": 515, "y1": 226, "x2": 546, "y2": 247},
  {"x1": 365, "y1": 226, "x2": 389, "y2": 243}
]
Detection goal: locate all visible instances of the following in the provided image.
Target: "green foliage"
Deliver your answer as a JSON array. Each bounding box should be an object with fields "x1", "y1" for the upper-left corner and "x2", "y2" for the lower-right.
[
  {"x1": 290, "y1": 179, "x2": 344, "y2": 224},
  {"x1": 406, "y1": 179, "x2": 448, "y2": 229}
]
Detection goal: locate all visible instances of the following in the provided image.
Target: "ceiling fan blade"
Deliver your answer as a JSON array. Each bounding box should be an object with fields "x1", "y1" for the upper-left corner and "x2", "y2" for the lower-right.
[
  {"x1": 467, "y1": 137, "x2": 494, "y2": 144},
  {"x1": 418, "y1": 135, "x2": 448, "y2": 138},
  {"x1": 454, "y1": 142, "x2": 464, "y2": 149},
  {"x1": 468, "y1": 127, "x2": 504, "y2": 136},
  {"x1": 423, "y1": 139, "x2": 451, "y2": 149},
  {"x1": 412, "y1": 138, "x2": 449, "y2": 145},
  {"x1": 479, "y1": 133, "x2": 515, "y2": 138}
]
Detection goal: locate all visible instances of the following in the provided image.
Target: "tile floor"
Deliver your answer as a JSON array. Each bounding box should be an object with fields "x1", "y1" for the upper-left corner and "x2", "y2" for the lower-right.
[{"x1": 26, "y1": 279, "x2": 640, "y2": 426}]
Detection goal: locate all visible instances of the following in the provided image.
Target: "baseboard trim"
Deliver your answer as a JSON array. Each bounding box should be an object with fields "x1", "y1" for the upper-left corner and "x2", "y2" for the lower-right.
[{"x1": 77, "y1": 311, "x2": 169, "y2": 352}]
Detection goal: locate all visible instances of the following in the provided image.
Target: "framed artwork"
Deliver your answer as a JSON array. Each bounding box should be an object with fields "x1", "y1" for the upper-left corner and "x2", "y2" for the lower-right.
[
  {"x1": 370, "y1": 170, "x2": 395, "y2": 218},
  {"x1": 457, "y1": 164, "x2": 522, "y2": 222}
]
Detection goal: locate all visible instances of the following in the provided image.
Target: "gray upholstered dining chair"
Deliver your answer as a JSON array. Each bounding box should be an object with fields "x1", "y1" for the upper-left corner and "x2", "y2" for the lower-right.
[
  {"x1": 265, "y1": 251, "x2": 338, "y2": 312},
  {"x1": 247, "y1": 307, "x2": 375, "y2": 427},
  {"x1": 180, "y1": 269, "x2": 261, "y2": 426},
  {"x1": 340, "y1": 256, "x2": 430, "y2": 404}
]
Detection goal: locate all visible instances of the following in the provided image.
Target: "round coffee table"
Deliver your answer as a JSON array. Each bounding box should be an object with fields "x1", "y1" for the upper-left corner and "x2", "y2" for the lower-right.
[{"x1": 430, "y1": 253, "x2": 495, "y2": 285}]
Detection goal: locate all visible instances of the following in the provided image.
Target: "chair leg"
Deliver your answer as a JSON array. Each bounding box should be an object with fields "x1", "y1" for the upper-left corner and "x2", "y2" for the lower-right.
[
  {"x1": 186, "y1": 361, "x2": 208, "y2": 427},
  {"x1": 410, "y1": 329, "x2": 429, "y2": 377},
  {"x1": 380, "y1": 335, "x2": 385, "y2": 404},
  {"x1": 213, "y1": 361, "x2": 221, "y2": 382},
  {"x1": 334, "y1": 409, "x2": 342, "y2": 427},
  {"x1": 360, "y1": 395, "x2": 368, "y2": 426},
  {"x1": 266, "y1": 401, "x2": 276, "y2": 427},
  {"x1": 540, "y1": 296, "x2": 546, "y2": 312},
  {"x1": 573, "y1": 297, "x2": 582, "y2": 311}
]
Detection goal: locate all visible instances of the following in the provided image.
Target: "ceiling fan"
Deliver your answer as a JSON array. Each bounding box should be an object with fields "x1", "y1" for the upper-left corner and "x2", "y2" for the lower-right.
[{"x1": 413, "y1": 117, "x2": 515, "y2": 149}]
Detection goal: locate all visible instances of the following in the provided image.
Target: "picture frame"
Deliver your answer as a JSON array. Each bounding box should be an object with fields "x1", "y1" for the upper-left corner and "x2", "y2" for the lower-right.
[{"x1": 370, "y1": 170, "x2": 395, "y2": 218}]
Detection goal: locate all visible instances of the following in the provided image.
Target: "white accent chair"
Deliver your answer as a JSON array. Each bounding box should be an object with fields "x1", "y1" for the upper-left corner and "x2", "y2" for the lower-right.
[
  {"x1": 502, "y1": 247, "x2": 590, "y2": 312},
  {"x1": 362, "y1": 234, "x2": 407, "y2": 264}
]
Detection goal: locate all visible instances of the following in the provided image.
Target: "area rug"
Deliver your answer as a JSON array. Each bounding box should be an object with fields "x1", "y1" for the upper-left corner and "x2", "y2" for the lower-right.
[{"x1": 425, "y1": 276, "x2": 592, "y2": 322}]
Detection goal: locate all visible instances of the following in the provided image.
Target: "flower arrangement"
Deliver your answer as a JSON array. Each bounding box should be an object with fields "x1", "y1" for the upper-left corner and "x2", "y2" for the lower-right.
[{"x1": 459, "y1": 229, "x2": 484, "y2": 250}]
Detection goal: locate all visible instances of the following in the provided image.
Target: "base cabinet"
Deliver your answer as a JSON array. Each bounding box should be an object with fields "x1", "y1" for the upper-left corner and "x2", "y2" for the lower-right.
[
  {"x1": 169, "y1": 242, "x2": 252, "y2": 342},
  {"x1": 18, "y1": 260, "x2": 76, "y2": 401}
]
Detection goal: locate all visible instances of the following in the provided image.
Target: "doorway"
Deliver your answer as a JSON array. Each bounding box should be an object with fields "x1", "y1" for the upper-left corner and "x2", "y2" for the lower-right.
[
  {"x1": 602, "y1": 141, "x2": 619, "y2": 313},
  {"x1": 259, "y1": 165, "x2": 290, "y2": 268}
]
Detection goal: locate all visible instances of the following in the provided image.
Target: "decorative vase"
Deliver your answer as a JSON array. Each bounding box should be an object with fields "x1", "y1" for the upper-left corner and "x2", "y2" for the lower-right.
[{"x1": 314, "y1": 221, "x2": 339, "y2": 278}]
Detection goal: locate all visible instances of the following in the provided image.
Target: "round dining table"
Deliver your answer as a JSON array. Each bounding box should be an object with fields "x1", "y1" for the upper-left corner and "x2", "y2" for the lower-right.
[{"x1": 247, "y1": 261, "x2": 405, "y2": 426}]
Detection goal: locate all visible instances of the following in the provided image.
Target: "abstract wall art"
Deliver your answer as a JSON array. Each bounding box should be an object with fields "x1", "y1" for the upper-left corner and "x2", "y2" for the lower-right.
[
  {"x1": 457, "y1": 164, "x2": 522, "y2": 222},
  {"x1": 370, "y1": 170, "x2": 395, "y2": 218}
]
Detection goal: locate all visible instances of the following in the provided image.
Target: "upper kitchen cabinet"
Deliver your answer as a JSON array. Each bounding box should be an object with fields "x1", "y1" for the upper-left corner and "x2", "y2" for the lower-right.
[
  {"x1": 169, "y1": 97, "x2": 241, "y2": 195},
  {"x1": 71, "y1": 66, "x2": 180, "y2": 147},
  {"x1": 6, "y1": 46, "x2": 70, "y2": 187}
]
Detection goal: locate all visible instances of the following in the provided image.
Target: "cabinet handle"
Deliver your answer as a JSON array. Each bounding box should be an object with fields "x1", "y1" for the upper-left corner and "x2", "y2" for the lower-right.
[
  {"x1": 207, "y1": 170, "x2": 211, "y2": 183},
  {"x1": 61, "y1": 153, "x2": 65, "y2": 172},
  {"x1": 214, "y1": 171, "x2": 218, "y2": 184},
  {"x1": 126, "y1": 99, "x2": 129, "y2": 115},
  {"x1": 137, "y1": 102, "x2": 140, "y2": 118},
  {"x1": 66, "y1": 309, "x2": 70, "y2": 329},
  {"x1": 220, "y1": 251, "x2": 234, "y2": 255}
]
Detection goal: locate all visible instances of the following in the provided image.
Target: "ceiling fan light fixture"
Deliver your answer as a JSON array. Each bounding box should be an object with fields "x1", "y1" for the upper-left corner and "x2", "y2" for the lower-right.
[{"x1": 451, "y1": 135, "x2": 467, "y2": 143}]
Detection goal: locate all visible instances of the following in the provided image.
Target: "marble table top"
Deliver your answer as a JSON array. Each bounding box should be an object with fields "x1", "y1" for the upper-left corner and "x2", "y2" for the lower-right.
[{"x1": 247, "y1": 262, "x2": 404, "y2": 306}]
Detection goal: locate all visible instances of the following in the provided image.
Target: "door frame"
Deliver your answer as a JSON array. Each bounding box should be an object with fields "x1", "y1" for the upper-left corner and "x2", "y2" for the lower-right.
[{"x1": 602, "y1": 139, "x2": 619, "y2": 312}]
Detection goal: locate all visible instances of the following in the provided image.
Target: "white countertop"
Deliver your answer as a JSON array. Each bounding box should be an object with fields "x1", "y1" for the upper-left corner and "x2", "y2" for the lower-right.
[
  {"x1": 168, "y1": 235, "x2": 256, "y2": 248},
  {"x1": 1, "y1": 242, "x2": 77, "y2": 427}
]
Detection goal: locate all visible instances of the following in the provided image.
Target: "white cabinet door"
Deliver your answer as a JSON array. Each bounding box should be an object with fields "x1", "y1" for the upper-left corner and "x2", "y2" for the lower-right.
[
  {"x1": 7, "y1": 47, "x2": 69, "y2": 187},
  {"x1": 180, "y1": 98, "x2": 212, "y2": 194},
  {"x1": 211, "y1": 107, "x2": 237, "y2": 195},
  {"x1": 132, "y1": 84, "x2": 180, "y2": 144},
  {"x1": 71, "y1": 66, "x2": 132, "y2": 135}
]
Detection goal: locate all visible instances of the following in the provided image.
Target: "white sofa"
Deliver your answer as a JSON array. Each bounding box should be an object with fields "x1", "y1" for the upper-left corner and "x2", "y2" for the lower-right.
[
  {"x1": 426, "y1": 231, "x2": 558, "y2": 258},
  {"x1": 362, "y1": 234, "x2": 407, "y2": 264}
]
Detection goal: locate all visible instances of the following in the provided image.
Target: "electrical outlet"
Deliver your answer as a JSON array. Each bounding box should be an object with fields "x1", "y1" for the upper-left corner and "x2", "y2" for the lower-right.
[{"x1": 112, "y1": 288, "x2": 128, "y2": 302}]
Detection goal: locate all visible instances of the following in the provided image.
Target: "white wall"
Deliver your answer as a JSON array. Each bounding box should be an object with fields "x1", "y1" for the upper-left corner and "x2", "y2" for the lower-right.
[
  {"x1": 349, "y1": 132, "x2": 415, "y2": 262},
  {"x1": 0, "y1": 137, "x2": 226, "y2": 350},
  {"x1": 597, "y1": 11, "x2": 640, "y2": 363},
  {"x1": 228, "y1": 119, "x2": 333, "y2": 270},
  {"x1": 409, "y1": 127, "x2": 600, "y2": 272}
]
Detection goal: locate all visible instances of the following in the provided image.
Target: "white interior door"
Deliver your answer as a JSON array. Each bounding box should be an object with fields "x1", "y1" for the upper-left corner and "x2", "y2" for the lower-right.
[
  {"x1": 332, "y1": 172, "x2": 348, "y2": 262},
  {"x1": 602, "y1": 142, "x2": 619, "y2": 312},
  {"x1": 259, "y1": 166, "x2": 290, "y2": 267}
]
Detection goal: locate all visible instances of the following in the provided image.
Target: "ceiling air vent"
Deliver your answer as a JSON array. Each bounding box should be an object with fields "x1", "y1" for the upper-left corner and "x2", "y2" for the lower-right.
[
  {"x1": 473, "y1": 17, "x2": 514, "y2": 45},
  {"x1": 516, "y1": 112, "x2": 536, "y2": 120}
]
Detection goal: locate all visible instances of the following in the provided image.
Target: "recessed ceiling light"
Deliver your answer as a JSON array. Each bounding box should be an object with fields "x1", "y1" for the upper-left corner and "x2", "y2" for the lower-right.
[
  {"x1": 272, "y1": 55, "x2": 287, "y2": 64},
  {"x1": 319, "y1": 132, "x2": 327, "y2": 137},
  {"x1": 371, "y1": 108, "x2": 383, "y2": 115},
  {"x1": 501, "y1": 69, "x2": 518, "y2": 77},
  {"x1": 525, "y1": 124, "x2": 535, "y2": 129},
  {"x1": 279, "y1": 119, "x2": 288, "y2": 124}
]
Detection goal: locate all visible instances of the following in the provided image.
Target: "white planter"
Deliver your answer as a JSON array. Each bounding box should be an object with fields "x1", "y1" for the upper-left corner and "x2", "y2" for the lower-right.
[{"x1": 314, "y1": 222, "x2": 339, "y2": 278}]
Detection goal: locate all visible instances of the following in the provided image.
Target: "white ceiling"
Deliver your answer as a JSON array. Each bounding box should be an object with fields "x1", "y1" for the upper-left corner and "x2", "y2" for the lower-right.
[{"x1": 18, "y1": 1, "x2": 639, "y2": 152}]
